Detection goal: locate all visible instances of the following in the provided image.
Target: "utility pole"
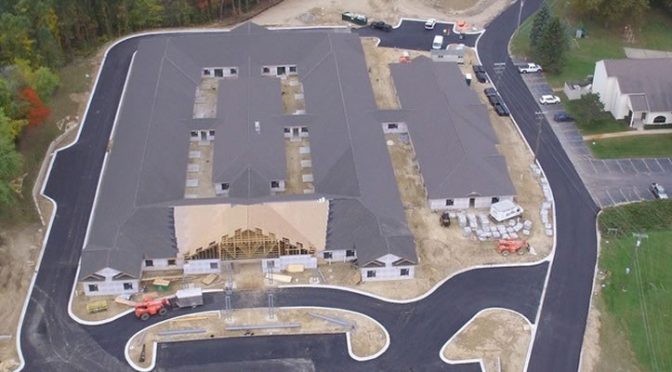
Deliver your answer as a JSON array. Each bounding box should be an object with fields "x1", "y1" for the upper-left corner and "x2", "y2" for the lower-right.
[
  {"x1": 267, "y1": 292, "x2": 275, "y2": 320},
  {"x1": 534, "y1": 111, "x2": 545, "y2": 163}
]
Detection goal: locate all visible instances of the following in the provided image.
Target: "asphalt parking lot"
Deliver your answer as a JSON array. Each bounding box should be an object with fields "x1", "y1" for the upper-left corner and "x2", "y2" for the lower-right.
[
  {"x1": 518, "y1": 72, "x2": 672, "y2": 207},
  {"x1": 355, "y1": 19, "x2": 480, "y2": 50}
]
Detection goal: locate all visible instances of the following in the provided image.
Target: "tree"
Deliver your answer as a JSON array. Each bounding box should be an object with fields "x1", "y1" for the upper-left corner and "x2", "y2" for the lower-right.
[
  {"x1": 571, "y1": 93, "x2": 605, "y2": 124},
  {"x1": 534, "y1": 17, "x2": 570, "y2": 73},
  {"x1": 20, "y1": 87, "x2": 50, "y2": 126},
  {"x1": 0, "y1": 110, "x2": 23, "y2": 206},
  {"x1": 530, "y1": 3, "x2": 551, "y2": 51},
  {"x1": 33, "y1": 67, "x2": 60, "y2": 102}
]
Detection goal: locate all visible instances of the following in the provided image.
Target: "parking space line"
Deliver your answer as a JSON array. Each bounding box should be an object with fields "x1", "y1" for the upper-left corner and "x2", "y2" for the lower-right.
[
  {"x1": 605, "y1": 190, "x2": 617, "y2": 206},
  {"x1": 619, "y1": 188, "x2": 630, "y2": 202},
  {"x1": 655, "y1": 158, "x2": 666, "y2": 172},
  {"x1": 633, "y1": 187, "x2": 643, "y2": 201},
  {"x1": 643, "y1": 160, "x2": 652, "y2": 173},
  {"x1": 629, "y1": 159, "x2": 640, "y2": 174}
]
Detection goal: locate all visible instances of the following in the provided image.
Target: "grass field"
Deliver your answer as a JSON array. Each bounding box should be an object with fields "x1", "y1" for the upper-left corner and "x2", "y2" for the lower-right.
[
  {"x1": 0, "y1": 58, "x2": 94, "y2": 225},
  {"x1": 511, "y1": 1, "x2": 672, "y2": 87},
  {"x1": 588, "y1": 134, "x2": 672, "y2": 159},
  {"x1": 599, "y1": 200, "x2": 672, "y2": 372}
]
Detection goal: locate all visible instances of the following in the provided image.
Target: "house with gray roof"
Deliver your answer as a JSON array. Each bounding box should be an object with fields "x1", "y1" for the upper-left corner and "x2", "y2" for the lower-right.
[
  {"x1": 79, "y1": 24, "x2": 419, "y2": 296},
  {"x1": 386, "y1": 57, "x2": 515, "y2": 210},
  {"x1": 592, "y1": 58, "x2": 672, "y2": 128}
]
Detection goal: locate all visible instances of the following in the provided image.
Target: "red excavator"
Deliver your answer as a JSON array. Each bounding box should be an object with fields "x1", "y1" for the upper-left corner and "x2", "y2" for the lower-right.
[
  {"x1": 134, "y1": 298, "x2": 170, "y2": 320},
  {"x1": 496, "y1": 239, "x2": 530, "y2": 256}
]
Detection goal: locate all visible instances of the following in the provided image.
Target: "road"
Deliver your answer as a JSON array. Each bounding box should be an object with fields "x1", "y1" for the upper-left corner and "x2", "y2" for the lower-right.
[
  {"x1": 477, "y1": 0, "x2": 600, "y2": 371},
  {"x1": 355, "y1": 20, "x2": 479, "y2": 50},
  {"x1": 17, "y1": 3, "x2": 599, "y2": 371}
]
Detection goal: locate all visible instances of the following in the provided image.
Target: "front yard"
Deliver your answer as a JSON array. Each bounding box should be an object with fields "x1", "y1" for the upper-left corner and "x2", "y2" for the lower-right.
[{"x1": 588, "y1": 134, "x2": 672, "y2": 159}]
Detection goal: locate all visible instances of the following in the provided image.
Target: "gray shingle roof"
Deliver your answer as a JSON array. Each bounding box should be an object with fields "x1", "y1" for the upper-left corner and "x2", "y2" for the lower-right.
[
  {"x1": 80, "y1": 24, "x2": 417, "y2": 279},
  {"x1": 603, "y1": 58, "x2": 672, "y2": 112},
  {"x1": 390, "y1": 57, "x2": 515, "y2": 199}
]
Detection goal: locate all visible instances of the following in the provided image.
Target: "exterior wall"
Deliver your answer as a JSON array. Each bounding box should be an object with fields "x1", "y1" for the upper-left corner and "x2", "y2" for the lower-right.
[
  {"x1": 563, "y1": 82, "x2": 591, "y2": 101},
  {"x1": 360, "y1": 254, "x2": 415, "y2": 282},
  {"x1": 141, "y1": 258, "x2": 183, "y2": 272},
  {"x1": 429, "y1": 195, "x2": 514, "y2": 211},
  {"x1": 261, "y1": 255, "x2": 317, "y2": 273},
  {"x1": 80, "y1": 267, "x2": 139, "y2": 296},
  {"x1": 183, "y1": 259, "x2": 221, "y2": 275},
  {"x1": 644, "y1": 111, "x2": 672, "y2": 125},
  {"x1": 614, "y1": 92, "x2": 630, "y2": 119},
  {"x1": 592, "y1": 61, "x2": 613, "y2": 109},
  {"x1": 202, "y1": 66, "x2": 238, "y2": 78},
  {"x1": 322, "y1": 249, "x2": 357, "y2": 263}
]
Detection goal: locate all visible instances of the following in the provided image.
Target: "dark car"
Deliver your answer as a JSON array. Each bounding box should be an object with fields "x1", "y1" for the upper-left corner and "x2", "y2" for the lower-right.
[
  {"x1": 475, "y1": 71, "x2": 488, "y2": 83},
  {"x1": 473, "y1": 65, "x2": 485, "y2": 73},
  {"x1": 370, "y1": 21, "x2": 393, "y2": 32},
  {"x1": 440, "y1": 212, "x2": 451, "y2": 227},
  {"x1": 484, "y1": 87, "x2": 498, "y2": 97},
  {"x1": 488, "y1": 94, "x2": 501, "y2": 106},
  {"x1": 553, "y1": 112, "x2": 574, "y2": 122},
  {"x1": 494, "y1": 103, "x2": 510, "y2": 116}
]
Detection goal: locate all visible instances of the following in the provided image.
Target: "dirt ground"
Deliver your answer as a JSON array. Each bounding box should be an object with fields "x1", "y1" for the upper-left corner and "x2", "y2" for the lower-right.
[
  {"x1": 128, "y1": 307, "x2": 386, "y2": 369},
  {"x1": 253, "y1": 0, "x2": 512, "y2": 30},
  {"x1": 443, "y1": 309, "x2": 531, "y2": 372}
]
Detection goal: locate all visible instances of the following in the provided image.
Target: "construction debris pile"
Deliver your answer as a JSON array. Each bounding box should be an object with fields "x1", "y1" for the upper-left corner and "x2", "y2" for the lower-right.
[
  {"x1": 531, "y1": 164, "x2": 554, "y2": 237},
  {"x1": 453, "y1": 212, "x2": 533, "y2": 241}
]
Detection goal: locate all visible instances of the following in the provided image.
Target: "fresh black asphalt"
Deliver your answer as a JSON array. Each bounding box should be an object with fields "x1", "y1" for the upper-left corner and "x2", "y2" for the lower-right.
[
  {"x1": 19, "y1": 3, "x2": 598, "y2": 371},
  {"x1": 477, "y1": 0, "x2": 599, "y2": 371},
  {"x1": 355, "y1": 20, "x2": 479, "y2": 50}
]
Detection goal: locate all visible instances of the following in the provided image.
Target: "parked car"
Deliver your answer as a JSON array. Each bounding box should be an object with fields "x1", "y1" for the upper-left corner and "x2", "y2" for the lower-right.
[
  {"x1": 494, "y1": 103, "x2": 510, "y2": 116},
  {"x1": 432, "y1": 35, "x2": 444, "y2": 49},
  {"x1": 484, "y1": 87, "x2": 498, "y2": 97},
  {"x1": 472, "y1": 65, "x2": 487, "y2": 83},
  {"x1": 518, "y1": 63, "x2": 542, "y2": 73},
  {"x1": 488, "y1": 94, "x2": 501, "y2": 106},
  {"x1": 539, "y1": 94, "x2": 561, "y2": 104},
  {"x1": 440, "y1": 211, "x2": 451, "y2": 227},
  {"x1": 553, "y1": 112, "x2": 574, "y2": 122},
  {"x1": 425, "y1": 18, "x2": 436, "y2": 30},
  {"x1": 370, "y1": 21, "x2": 393, "y2": 32},
  {"x1": 650, "y1": 182, "x2": 669, "y2": 199},
  {"x1": 341, "y1": 12, "x2": 368, "y2": 25}
]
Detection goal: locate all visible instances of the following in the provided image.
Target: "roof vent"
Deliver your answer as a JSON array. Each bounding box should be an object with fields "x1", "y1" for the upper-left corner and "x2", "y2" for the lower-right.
[{"x1": 254, "y1": 121, "x2": 261, "y2": 134}]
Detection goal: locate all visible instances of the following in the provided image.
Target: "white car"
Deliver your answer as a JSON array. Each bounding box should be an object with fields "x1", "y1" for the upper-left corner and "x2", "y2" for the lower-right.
[
  {"x1": 518, "y1": 63, "x2": 542, "y2": 73},
  {"x1": 650, "y1": 183, "x2": 669, "y2": 199},
  {"x1": 425, "y1": 19, "x2": 436, "y2": 30},
  {"x1": 539, "y1": 95, "x2": 561, "y2": 104}
]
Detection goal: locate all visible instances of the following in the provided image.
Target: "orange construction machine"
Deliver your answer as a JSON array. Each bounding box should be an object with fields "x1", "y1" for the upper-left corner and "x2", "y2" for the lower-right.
[
  {"x1": 134, "y1": 298, "x2": 170, "y2": 320},
  {"x1": 496, "y1": 239, "x2": 530, "y2": 256}
]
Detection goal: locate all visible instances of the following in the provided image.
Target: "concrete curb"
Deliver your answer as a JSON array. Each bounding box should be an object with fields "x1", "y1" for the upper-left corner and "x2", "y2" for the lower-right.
[{"x1": 124, "y1": 306, "x2": 390, "y2": 371}]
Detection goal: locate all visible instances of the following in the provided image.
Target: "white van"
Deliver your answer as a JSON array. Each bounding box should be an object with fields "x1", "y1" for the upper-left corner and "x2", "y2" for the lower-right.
[{"x1": 432, "y1": 35, "x2": 444, "y2": 50}]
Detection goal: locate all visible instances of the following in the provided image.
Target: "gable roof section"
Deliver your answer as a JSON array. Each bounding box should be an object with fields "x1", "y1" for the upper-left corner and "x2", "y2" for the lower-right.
[
  {"x1": 603, "y1": 58, "x2": 672, "y2": 112},
  {"x1": 390, "y1": 57, "x2": 515, "y2": 199}
]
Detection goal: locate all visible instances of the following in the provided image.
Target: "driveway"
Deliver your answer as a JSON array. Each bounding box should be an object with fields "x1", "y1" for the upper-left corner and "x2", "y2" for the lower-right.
[{"x1": 355, "y1": 19, "x2": 480, "y2": 50}]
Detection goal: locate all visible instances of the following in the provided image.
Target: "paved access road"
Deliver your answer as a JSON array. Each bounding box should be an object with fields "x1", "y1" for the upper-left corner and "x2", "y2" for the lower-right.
[
  {"x1": 355, "y1": 20, "x2": 480, "y2": 50},
  {"x1": 478, "y1": 0, "x2": 600, "y2": 371}
]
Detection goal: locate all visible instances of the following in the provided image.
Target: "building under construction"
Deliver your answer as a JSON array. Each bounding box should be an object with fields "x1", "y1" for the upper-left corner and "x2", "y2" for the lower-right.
[{"x1": 79, "y1": 24, "x2": 418, "y2": 296}]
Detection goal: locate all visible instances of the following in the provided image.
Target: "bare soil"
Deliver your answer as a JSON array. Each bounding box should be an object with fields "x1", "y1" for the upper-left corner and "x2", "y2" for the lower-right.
[
  {"x1": 443, "y1": 309, "x2": 531, "y2": 372},
  {"x1": 0, "y1": 225, "x2": 43, "y2": 370},
  {"x1": 128, "y1": 307, "x2": 386, "y2": 369},
  {"x1": 253, "y1": 0, "x2": 511, "y2": 30}
]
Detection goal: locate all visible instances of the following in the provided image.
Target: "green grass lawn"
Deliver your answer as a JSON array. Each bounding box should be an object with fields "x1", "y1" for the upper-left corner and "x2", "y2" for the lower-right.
[
  {"x1": 561, "y1": 95, "x2": 629, "y2": 135},
  {"x1": 588, "y1": 134, "x2": 672, "y2": 159},
  {"x1": 511, "y1": 1, "x2": 672, "y2": 87},
  {"x1": 599, "y1": 200, "x2": 672, "y2": 372},
  {"x1": 0, "y1": 58, "x2": 94, "y2": 225}
]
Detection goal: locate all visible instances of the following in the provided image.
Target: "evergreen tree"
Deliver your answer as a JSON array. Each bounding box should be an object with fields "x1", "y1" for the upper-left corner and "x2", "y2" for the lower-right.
[
  {"x1": 535, "y1": 17, "x2": 569, "y2": 73},
  {"x1": 530, "y1": 3, "x2": 551, "y2": 51}
]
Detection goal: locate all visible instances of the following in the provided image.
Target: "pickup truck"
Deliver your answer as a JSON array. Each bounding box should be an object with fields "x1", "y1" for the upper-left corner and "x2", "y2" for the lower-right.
[{"x1": 518, "y1": 63, "x2": 542, "y2": 73}]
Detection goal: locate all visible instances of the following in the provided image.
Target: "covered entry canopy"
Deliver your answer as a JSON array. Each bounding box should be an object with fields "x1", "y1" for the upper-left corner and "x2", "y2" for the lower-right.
[{"x1": 174, "y1": 199, "x2": 329, "y2": 258}]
